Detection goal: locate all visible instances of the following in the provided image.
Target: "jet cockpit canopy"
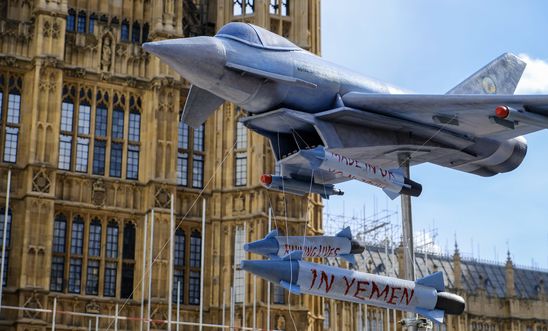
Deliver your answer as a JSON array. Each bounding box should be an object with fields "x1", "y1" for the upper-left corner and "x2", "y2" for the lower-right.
[{"x1": 216, "y1": 22, "x2": 299, "y2": 50}]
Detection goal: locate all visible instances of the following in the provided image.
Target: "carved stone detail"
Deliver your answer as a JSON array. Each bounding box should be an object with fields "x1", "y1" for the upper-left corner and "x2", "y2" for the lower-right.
[
  {"x1": 22, "y1": 292, "x2": 44, "y2": 319},
  {"x1": 32, "y1": 167, "x2": 51, "y2": 193},
  {"x1": 154, "y1": 186, "x2": 171, "y2": 208},
  {"x1": 101, "y1": 34, "x2": 113, "y2": 71},
  {"x1": 92, "y1": 178, "x2": 106, "y2": 206}
]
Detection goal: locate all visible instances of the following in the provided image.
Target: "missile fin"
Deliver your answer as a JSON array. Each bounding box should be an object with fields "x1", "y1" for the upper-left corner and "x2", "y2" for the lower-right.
[
  {"x1": 265, "y1": 229, "x2": 279, "y2": 239},
  {"x1": 389, "y1": 167, "x2": 404, "y2": 177},
  {"x1": 335, "y1": 226, "x2": 353, "y2": 240},
  {"x1": 281, "y1": 250, "x2": 303, "y2": 261},
  {"x1": 415, "y1": 308, "x2": 444, "y2": 324},
  {"x1": 416, "y1": 271, "x2": 445, "y2": 292},
  {"x1": 340, "y1": 254, "x2": 357, "y2": 265},
  {"x1": 382, "y1": 188, "x2": 400, "y2": 200},
  {"x1": 280, "y1": 280, "x2": 301, "y2": 294}
]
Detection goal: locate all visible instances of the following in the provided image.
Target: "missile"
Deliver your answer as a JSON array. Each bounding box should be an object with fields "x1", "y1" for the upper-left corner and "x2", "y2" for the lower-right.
[
  {"x1": 259, "y1": 174, "x2": 344, "y2": 199},
  {"x1": 244, "y1": 226, "x2": 365, "y2": 264},
  {"x1": 298, "y1": 146, "x2": 422, "y2": 199},
  {"x1": 494, "y1": 105, "x2": 548, "y2": 128},
  {"x1": 240, "y1": 251, "x2": 465, "y2": 323}
]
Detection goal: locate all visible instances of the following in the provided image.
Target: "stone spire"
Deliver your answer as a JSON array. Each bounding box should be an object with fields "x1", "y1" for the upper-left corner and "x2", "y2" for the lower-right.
[
  {"x1": 453, "y1": 239, "x2": 462, "y2": 290},
  {"x1": 505, "y1": 250, "x2": 515, "y2": 297}
]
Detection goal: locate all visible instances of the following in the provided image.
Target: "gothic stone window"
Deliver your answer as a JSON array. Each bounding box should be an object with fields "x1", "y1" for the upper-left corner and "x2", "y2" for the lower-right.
[
  {"x1": 171, "y1": 225, "x2": 202, "y2": 305},
  {"x1": 58, "y1": 86, "x2": 141, "y2": 180},
  {"x1": 0, "y1": 74, "x2": 22, "y2": 163},
  {"x1": 233, "y1": 0, "x2": 254, "y2": 15},
  {"x1": 270, "y1": 0, "x2": 290, "y2": 16},
  {"x1": 177, "y1": 121, "x2": 205, "y2": 188},
  {"x1": 234, "y1": 118, "x2": 247, "y2": 187},
  {"x1": 50, "y1": 213, "x2": 136, "y2": 298}
]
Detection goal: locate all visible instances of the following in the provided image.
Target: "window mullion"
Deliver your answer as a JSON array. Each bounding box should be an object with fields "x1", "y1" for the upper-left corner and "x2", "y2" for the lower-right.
[{"x1": 105, "y1": 89, "x2": 113, "y2": 177}]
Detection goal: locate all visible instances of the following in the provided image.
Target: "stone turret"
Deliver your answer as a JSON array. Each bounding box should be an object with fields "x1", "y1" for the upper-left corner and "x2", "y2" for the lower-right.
[
  {"x1": 453, "y1": 241, "x2": 462, "y2": 290},
  {"x1": 505, "y1": 251, "x2": 515, "y2": 297}
]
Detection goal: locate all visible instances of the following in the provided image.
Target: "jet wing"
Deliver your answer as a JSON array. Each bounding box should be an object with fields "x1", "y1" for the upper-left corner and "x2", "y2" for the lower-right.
[{"x1": 342, "y1": 93, "x2": 548, "y2": 140}]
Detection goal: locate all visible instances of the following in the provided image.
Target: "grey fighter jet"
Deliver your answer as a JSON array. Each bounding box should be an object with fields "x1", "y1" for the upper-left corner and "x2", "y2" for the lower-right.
[{"x1": 143, "y1": 22, "x2": 546, "y2": 199}]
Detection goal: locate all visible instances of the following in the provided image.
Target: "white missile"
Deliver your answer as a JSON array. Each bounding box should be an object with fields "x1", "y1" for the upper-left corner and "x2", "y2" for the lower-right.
[
  {"x1": 240, "y1": 251, "x2": 465, "y2": 323},
  {"x1": 299, "y1": 146, "x2": 422, "y2": 199},
  {"x1": 244, "y1": 226, "x2": 365, "y2": 264}
]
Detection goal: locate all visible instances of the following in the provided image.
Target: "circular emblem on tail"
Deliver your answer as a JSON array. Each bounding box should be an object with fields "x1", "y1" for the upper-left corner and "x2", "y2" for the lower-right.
[{"x1": 482, "y1": 76, "x2": 497, "y2": 94}]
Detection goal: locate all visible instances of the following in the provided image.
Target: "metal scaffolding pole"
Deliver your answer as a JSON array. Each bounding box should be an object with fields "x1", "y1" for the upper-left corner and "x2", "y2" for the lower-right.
[
  {"x1": 147, "y1": 209, "x2": 155, "y2": 331},
  {"x1": 176, "y1": 281, "x2": 181, "y2": 331},
  {"x1": 242, "y1": 221, "x2": 247, "y2": 330},
  {"x1": 140, "y1": 214, "x2": 148, "y2": 331},
  {"x1": 168, "y1": 195, "x2": 175, "y2": 331},
  {"x1": 0, "y1": 169, "x2": 11, "y2": 310},
  {"x1": 267, "y1": 207, "x2": 272, "y2": 331},
  {"x1": 199, "y1": 198, "x2": 206, "y2": 330}
]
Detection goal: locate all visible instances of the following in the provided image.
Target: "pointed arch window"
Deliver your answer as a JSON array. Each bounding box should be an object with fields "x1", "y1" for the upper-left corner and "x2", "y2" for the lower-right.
[
  {"x1": 189, "y1": 230, "x2": 202, "y2": 305},
  {"x1": 235, "y1": 119, "x2": 247, "y2": 186},
  {"x1": 121, "y1": 20, "x2": 130, "y2": 41},
  {"x1": 2, "y1": 76, "x2": 22, "y2": 163},
  {"x1": 121, "y1": 223, "x2": 135, "y2": 299},
  {"x1": 68, "y1": 215, "x2": 84, "y2": 293},
  {"x1": 177, "y1": 115, "x2": 205, "y2": 188},
  {"x1": 67, "y1": 9, "x2": 76, "y2": 32},
  {"x1": 50, "y1": 214, "x2": 67, "y2": 292},
  {"x1": 89, "y1": 13, "x2": 96, "y2": 33},
  {"x1": 132, "y1": 21, "x2": 141, "y2": 43},
  {"x1": 172, "y1": 228, "x2": 186, "y2": 303},
  {"x1": 77, "y1": 11, "x2": 86, "y2": 33}
]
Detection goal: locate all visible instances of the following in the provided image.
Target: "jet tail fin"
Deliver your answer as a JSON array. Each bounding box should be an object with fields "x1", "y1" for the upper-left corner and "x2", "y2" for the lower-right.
[
  {"x1": 416, "y1": 271, "x2": 445, "y2": 292},
  {"x1": 182, "y1": 85, "x2": 225, "y2": 129},
  {"x1": 446, "y1": 53, "x2": 526, "y2": 95}
]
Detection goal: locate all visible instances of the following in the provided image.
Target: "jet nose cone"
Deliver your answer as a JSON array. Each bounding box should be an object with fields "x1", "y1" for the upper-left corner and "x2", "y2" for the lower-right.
[
  {"x1": 240, "y1": 259, "x2": 299, "y2": 285},
  {"x1": 143, "y1": 37, "x2": 226, "y2": 88}
]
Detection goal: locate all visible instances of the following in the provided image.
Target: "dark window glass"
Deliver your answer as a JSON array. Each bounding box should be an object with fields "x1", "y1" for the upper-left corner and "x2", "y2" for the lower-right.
[
  {"x1": 77, "y1": 11, "x2": 86, "y2": 33},
  {"x1": 126, "y1": 145, "x2": 139, "y2": 179},
  {"x1": 78, "y1": 104, "x2": 91, "y2": 134},
  {"x1": 109, "y1": 142, "x2": 123, "y2": 177},
  {"x1": 88, "y1": 219, "x2": 102, "y2": 257},
  {"x1": 3, "y1": 127, "x2": 18, "y2": 163},
  {"x1": 281, "y1": 0, "x2": 289, "y2": 16},
  {"x1": 0, "y1": 92, "x2": 3, "y2": 120},
  {"x1": 174, "y1": 229, "x2": 185, "y2": 266},
  {"x1": 7, "y1": 93, "x2": 20, "y2": 124},
  {"x1": 53, "y1": 214, "x2": 67, "y2": 253},
  {"x1": 75, "y1": 137, "x2": 89, "y2": 172},
  {"x1": 189, "y1": 271, "x2": 200, "y2": 305},
  {"x1": 121, "y1": 263, "x2": 134, "y2": 298},
  {"x1": 273, "y1": 284, "x2": 285, "y2": 304},
  {"x1": 122, "y1": 223, "x2": 136, "y2": 260},
  {"x1": 128, "y1": 112, "x2": 140, "y2": 141},
  {"x1": 177, "y1": 153, "x2": 188, "y2": 186},
  {"x1": 178, "y1": 122, "x2": 189, "y2": 149},
  {"x1": 193, "y1": 125, "x2": 204, "y2": 151},
  {"x1": 112, "y1": 109, "x2": 124, "y2": 139},
  {"x1": 92, "y1": 140, "x2": 106, "y2": 175},
  {"x1": 71, "y1": 216, "x2": 84, "y2": 255},
  {"x1": 192, "y1": 154, "x2": 204, "y2": 188},
  {"x1": 60, "y1": 102, "x2": 74, "y2": 132},
  {"x1": 0, "y1": 209, "x2": 11, "y2": 286},
  {"x1": 190, "y1": 230, "x2": 201, "y2": 268},
  {"x1": 104, "y1": 262, "x2": 117, "y2": 297},
  {"x1": 235, "y1": 153, "x2": 247, "y2": 186},
  {"x1": 68, "y1": 258, "x2": 82, "y2": 293},
  {"x1": 59, "y1": 135, "x2": 72, "y2": 170},
  {"x1": 50, "y1": 256, "x2": 65, "y2": 292},
  {"x1": 89, "y1": 14, "x2": 96, "y2": 33},
  {"x1": 172, "y1": 269, "x2": 184, "y2": 304},
  {"x1": 86, "y1": 260, "x2": 99, "y2": 295},
  {"x1": 67, "y1": 9, "x2": 76, "y2": 32},
  {"x1": 142, "y1": 23, "x2": 149, "y2": 42},
  {"x1": 106, "y1": 221, "x2": 119, "y2": 259},
  {"x1": 95, "y1": 106, "x2": 108, "y2": 137},
  {"x1": 132, "y1": 22, "x2": 141, "y2": 43},
  {"x1": 121, "y1": 20, "x2": 129, "y2": 41}
]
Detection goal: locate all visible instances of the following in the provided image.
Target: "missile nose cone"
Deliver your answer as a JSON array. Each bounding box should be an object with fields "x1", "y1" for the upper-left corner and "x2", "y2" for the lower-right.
[
  {"x1": 435, "y1": 292, "x2": 466, "y2": 315},
  {"x1": 143, "y1": 37, "x2": 226, "y2": 89},
  {"x1": 243, "y1": 238, "x2": 279, "y2": 257},
  {"x1": 240, "y1": 259, "x2": 299, "y2": 286}
]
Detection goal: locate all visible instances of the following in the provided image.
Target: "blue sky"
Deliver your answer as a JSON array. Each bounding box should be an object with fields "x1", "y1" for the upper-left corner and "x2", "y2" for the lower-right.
[{"x1": 320, "y1": 0, "x2": 548, "y2": 268}]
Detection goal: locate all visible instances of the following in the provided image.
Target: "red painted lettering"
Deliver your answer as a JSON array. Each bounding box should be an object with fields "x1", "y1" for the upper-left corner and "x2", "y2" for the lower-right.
[
  {"x1": 343, "y1": 276, "x2": 356, "y2": 295},
  {"x1": 380, "y1": 169, "x2": 387, "y2": 177},
  {"x1": 354, "y1": 280, "x2": 370, "y2": 300},
  {"x1": 309, "y1": 269, "x2": 318, "y2": 290},
  {"x1": 319, "y1": 271, "x2": 335, "y2": 293},
  {"x1": 387, "y1": 287, "x2": 401, "y2": 304},
  {"x1": 369, "y1": 281, "x2": 389, "y2": 301},
  {"x1": 400, "y1": 288, "x2": 414, "y2": 305}
]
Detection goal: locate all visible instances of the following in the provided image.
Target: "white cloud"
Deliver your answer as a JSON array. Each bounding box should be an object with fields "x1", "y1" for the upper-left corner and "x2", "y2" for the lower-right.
[{"x1": 515, "y1": 54, "x2": 548, "y2": 94}]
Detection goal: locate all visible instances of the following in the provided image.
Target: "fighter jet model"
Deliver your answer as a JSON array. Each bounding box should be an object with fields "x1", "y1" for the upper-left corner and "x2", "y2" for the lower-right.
[{"x1": 143, "y1": 22, "x2": 547, "y2": 199}]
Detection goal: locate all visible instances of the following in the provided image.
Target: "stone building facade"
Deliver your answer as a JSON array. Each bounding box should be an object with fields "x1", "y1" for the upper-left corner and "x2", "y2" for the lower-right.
[{"x1": 0, "y1": 0, "x2": 322, "y2": 330}]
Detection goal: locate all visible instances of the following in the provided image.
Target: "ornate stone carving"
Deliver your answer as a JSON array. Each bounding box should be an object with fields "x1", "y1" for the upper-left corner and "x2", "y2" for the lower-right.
[
  {"x1": 154, "y1": 186, "x2": 171, "y2": 208},
  {"x1": 22, "y1": 292, "x2": 43, "y2": 319},
  {"x1": 85, "y1": 300, "x2": 100, "y2": 314},
  {"x1": 100, "y1": 35, "x2": 113, "y2": 71},
  {"x1": 32, "y1": 167, "x2": 51, "y2": 193},
  {"x1": 92, "y1": 179, "x2": 106, "y2": 206}
]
